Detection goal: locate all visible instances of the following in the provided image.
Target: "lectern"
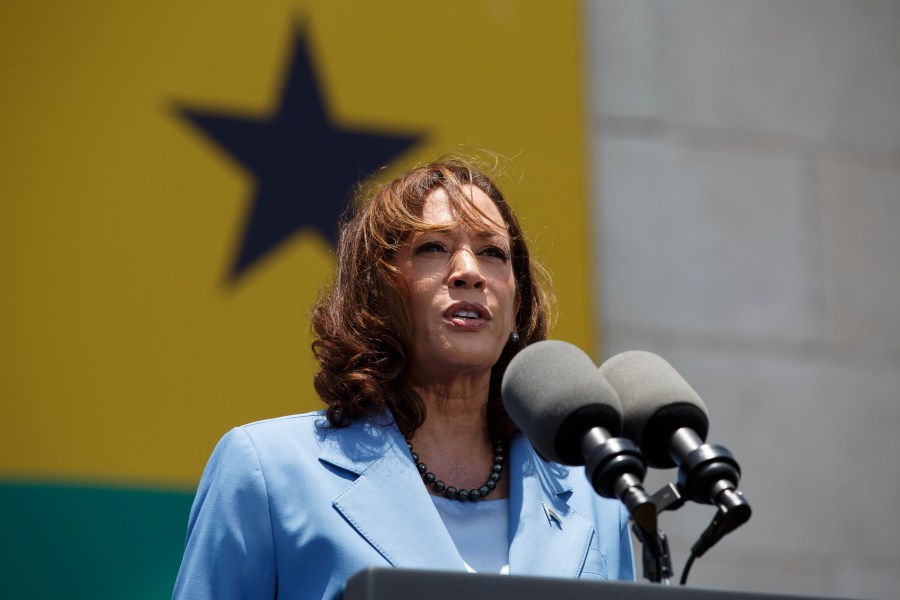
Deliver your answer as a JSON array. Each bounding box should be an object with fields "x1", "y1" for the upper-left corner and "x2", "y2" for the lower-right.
[{"x1": 343, "y1": 568, "x2": 852, "y2": 600}]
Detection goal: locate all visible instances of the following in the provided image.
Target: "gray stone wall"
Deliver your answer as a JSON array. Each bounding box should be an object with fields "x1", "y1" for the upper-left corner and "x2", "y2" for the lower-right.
[{"x1": 582, "y1": 2, "x2": 900, "y2": 598}]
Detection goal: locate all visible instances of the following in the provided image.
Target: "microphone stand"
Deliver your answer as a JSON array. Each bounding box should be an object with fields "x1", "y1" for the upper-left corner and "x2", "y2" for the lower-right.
[
  {"x1": 631, "y1": 523, "x2": 674, "y2": 584},
  {"x1": 632, "y1": 483, "x2": 684, "y2": 584},
  {"x1": 580, "y1": 430, "x2": 672, "y2": 583},
  {"x1": 638, "y1": 436, "x2": 752, "y2": 586},
  {"x1": 579, "y1": 429, "x2": 751, "y2": 584}
]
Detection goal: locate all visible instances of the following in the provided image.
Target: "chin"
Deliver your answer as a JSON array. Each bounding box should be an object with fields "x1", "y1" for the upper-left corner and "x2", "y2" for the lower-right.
[
  {"x1": 411, "y1": 332, "x2": 506, "y2": 378},
  {"x1": 440, "y1": 341, "x2": 505, "y2": 371}
]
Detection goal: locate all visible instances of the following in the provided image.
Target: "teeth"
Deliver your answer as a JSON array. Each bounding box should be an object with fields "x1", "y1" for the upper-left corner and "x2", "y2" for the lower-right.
[{"x1": 454, "y1": 310, "x2": 480, "y2": 319}]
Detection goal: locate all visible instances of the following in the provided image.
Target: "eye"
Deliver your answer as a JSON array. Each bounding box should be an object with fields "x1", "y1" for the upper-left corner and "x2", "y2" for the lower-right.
[
  {"x1": 415, "y1": 240, "x2": 447, "y2": 255},
  {"x1": 480, "y1": 245, "x2": 510, "y2": 262}
]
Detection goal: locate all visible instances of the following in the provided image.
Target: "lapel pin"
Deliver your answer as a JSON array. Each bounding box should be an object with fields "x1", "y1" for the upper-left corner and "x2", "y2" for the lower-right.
[{"x1": 542, "y1": 502, "x2": 562, "y2": 528}]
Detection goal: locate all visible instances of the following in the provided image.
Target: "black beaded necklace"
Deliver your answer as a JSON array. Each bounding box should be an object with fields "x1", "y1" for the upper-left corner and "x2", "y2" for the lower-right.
[{"x1": 406, "y1": 440, "x2": 504, "y2": 502}]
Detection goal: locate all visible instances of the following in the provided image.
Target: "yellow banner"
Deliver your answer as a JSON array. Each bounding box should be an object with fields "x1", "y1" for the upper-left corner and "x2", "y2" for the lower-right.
[{"x1": 0, "y1": 0, "x2": 592, "y2": 488}]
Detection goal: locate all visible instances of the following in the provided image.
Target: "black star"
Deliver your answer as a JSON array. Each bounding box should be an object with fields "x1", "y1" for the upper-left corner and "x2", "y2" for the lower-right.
[{"x1": 177, "y1": 30, "x2": 422, "y2": 283}]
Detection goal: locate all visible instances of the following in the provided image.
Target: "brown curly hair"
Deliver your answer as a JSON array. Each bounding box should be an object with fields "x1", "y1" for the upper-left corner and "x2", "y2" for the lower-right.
[{"x1": 311, "y1": 157, "x2": 553, "y2": 440}]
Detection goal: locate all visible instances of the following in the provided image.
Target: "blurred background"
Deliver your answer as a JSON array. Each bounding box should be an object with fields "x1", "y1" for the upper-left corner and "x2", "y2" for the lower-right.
[{"x1": 1, "y1": 1, "x2": 897, "y2": 599}]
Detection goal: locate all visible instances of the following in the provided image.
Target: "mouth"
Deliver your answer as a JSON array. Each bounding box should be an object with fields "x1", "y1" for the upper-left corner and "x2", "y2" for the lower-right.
[{"x1": 444, "y1": 301, "x2": 490, "y2": 329}]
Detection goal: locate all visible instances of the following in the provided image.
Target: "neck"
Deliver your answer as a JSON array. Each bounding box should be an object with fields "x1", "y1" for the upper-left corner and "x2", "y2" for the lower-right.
[
  {"x1": 405, "y1": 374, "x2": 508, "y2": 498},
  {"x1": 408, "y1": 368, "x2": 492, "y2": 439}
]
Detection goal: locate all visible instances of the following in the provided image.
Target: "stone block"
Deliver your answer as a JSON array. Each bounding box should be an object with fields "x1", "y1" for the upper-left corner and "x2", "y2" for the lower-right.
[
  {"x1": 819, "y1": 158, "x2": 900, "y2": 353},
  {"x1": 592, "y1": 136, "x2": 825, "y2": 342},
  {"x1": 584, "y1": 0, "x2": 900, "y2": 152}
]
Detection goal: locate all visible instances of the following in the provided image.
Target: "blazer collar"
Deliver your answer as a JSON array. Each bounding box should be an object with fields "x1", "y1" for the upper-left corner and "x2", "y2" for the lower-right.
[
  {"x1": 316, "y1": 416, "x2": 595, "y2": 577},
  {"x1": 507, "y1": 435, "x2": 595, "y2": 578},
  {"x1": 316, "y1": 414, "x2": 465, "y2": 571}
]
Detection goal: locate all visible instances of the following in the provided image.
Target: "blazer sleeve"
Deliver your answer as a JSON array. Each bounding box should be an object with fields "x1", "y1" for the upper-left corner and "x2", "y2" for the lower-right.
[{"x1": 172, "y1": 427, "x2": 277, "y2": 600}]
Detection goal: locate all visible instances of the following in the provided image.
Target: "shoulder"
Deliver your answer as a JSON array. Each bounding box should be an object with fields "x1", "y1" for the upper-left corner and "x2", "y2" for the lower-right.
[
  {"x1": 234, "y1": 409, "x2": 397, "y2": 453},
  {"x1": 239, "y1": 410, "x2": 328, "y2": 436},
  {"x1": 215, "y1": 410, "x2": 402, "y2": 481},
  {"x1": 206, "y1": 411, "x2": 324, "y2": 465}
]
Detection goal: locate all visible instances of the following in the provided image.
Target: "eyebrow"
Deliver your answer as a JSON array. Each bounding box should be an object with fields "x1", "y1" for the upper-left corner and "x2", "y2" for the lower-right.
[{"x1": 412, "y1": 226, "x2": 508, "y2": 240}]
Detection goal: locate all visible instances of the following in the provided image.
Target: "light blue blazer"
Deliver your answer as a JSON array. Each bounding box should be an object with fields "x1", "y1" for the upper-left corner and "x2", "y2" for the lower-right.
[{"x1": 172, "y1": 411, "x2": 635, "y2": 600}]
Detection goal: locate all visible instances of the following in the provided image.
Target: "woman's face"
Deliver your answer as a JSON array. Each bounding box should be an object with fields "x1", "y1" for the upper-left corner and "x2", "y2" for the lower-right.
[{"x1": 393, "y1": 185, "x2": 520, "y2": 385}]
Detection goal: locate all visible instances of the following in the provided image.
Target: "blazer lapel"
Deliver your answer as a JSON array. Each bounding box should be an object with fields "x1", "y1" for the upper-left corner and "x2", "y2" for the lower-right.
[
  {"x1": 317, "y1": 416, "x2": 465, "y2": 571},
  {"x1": 507, "y1": 435, "x2": 595, "y2": 578}
]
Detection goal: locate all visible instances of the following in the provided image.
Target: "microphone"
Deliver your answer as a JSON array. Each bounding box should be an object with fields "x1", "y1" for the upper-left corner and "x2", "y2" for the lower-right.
[
  {"x1": 599, "y1": 350, "x2": 751, "y2": 554},
  {"x1": 501, "y1": 341, "x2": 656, "y2": 536}
]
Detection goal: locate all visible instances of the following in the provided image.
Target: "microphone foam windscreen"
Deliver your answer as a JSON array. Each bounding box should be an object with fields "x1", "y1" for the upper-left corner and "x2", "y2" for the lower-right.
[
  {"x1": 502, "y1": 340, "x2": 623, "y2": 465},
  {"x1": 599, "y1": 351, "x2": 709, "y2": 468}
]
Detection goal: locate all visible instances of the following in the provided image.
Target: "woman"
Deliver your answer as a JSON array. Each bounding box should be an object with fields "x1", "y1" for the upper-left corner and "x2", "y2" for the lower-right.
[{"x1": 172, "y1": 158, "x2": 635, "y2": 600}]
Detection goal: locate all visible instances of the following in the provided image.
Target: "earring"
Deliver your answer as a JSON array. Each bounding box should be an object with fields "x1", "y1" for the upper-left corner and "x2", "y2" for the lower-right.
[{"x1": 509, "y1": 331, "x2": 520, "y2": 344}]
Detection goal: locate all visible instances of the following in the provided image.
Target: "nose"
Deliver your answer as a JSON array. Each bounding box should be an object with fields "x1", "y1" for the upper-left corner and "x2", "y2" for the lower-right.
[{"x1": 449, "y1": 248, "x2": 485, "y2": 290}]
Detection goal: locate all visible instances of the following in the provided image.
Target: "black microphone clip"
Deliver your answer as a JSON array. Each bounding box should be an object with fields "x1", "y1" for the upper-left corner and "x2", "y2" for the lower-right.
[{"x1": 669, "y1": 428, "x2": 752, "y2": 560}]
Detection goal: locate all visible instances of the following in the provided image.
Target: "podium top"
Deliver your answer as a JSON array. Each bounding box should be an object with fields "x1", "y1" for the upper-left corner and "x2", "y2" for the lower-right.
[{"x1": 343, "y1": 568, "x2": 855, "y2": 600}]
